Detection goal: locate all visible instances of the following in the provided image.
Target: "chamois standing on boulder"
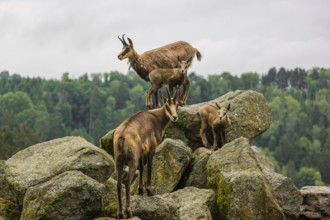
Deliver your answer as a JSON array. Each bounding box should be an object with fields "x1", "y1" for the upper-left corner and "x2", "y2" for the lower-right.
[
  {"x1": 146, "y1": 56, "x2": 193, "y2": 108},
  {"x1": 117, "y1": 34, "x2": 201, "y2": 107},
  {"x1": 113, "y1": 88, "x2": 180, "y2": 219},
  {"x1": 198, "y1": 103, "x2": 231, "y2": 150}
]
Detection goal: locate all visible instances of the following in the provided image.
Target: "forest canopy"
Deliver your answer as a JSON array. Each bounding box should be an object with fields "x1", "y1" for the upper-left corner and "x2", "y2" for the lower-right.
[{"x1": 0, "y1": 67, "x2": 329, "y2": 187}]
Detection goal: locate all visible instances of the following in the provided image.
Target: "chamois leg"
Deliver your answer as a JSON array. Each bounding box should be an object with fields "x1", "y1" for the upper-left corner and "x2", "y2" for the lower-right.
[
  {"x1": 125, "y1": 160, "x2": 138, "y2": 219},
  {"x1": 200, "y1": 119, "x2": 210, "y2": 148},
  {"x1": 154, "y1": 90, "x2": 161, "y2": 108},
  {"x1": 146, "y1": 150, "x2": 155, "y2": 196},
  {"x1": 146, "y1": 87, "x2": 154, "y2": 109},
  {"x1": 116, "y1": 161, "x2": 124, "y2": 219},
  {"x1": 138, "y1": 157, "x2": 144, "y2": 195},
  {"x1": 169, "y1": 85, "x2": 174, "y2": 97},
  {"x1": 181, "y1": 78, "x2": 190, "y2": 106},
  {"x1": 219, "y1": 129, "x2": 225, "y2": 147},
  {"x1": 212, "y1": 128, "x2": 219, "y2": 151}
]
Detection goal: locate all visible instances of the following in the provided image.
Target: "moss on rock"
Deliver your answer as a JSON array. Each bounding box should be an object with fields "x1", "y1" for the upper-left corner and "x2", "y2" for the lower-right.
[
  {"x1": 100, "y1": 129, "x2": 115, "y2": 157},
  {"x1": 0, "y1": 198, "x2": 20, "y2": 220}
]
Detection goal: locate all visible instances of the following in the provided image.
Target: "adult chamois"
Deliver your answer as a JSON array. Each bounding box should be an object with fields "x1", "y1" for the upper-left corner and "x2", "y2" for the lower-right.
[
  {"x1": 198, "y1": 103, "x2": 231, "y2": 150},
  {"x1": 146, "y1": 56, "x2": 193, "y2": 108},
  {"x1": 117, "y1": 34, "x2": 201, "y2": 107},
  {"x1": 113, "y1": 88, "x2": 180, "y2": 219}
]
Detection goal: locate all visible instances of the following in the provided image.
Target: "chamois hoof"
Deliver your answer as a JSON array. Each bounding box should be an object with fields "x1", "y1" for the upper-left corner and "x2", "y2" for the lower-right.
[
  {"x1": 117, "y1": 212, "x2": 124, "y2": 219},
  {"x1": 138, "y1": 187, "x2": 144, "y2": 195},
  {"x1": 125, "y1": 209, "x2": 133, "y2": 219},
  {"x1": 147, "y1": 188, "x2": 155, "y2": 196},
  {"x1": 212, "y1": 145, "x2": 219, "y2": 151},
  {"x1": 203, "y1": 144, "x2": 210, "y2": 149}
]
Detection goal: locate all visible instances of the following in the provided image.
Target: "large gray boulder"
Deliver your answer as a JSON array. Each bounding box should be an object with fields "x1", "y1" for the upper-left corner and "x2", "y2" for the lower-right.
[
  {"x1": 299, "y1": 186, "x2": 330, "y2": 219},
  {"x1": 251, "y1": 146, "x2": 302, "y2": 220},
  {"x1": 20, "y1": 170, "x2": 105, "y2": 220},
  {"x1": 4, "y1": 136, "x2": 115, "y2": 204},
  {"x1": 130, "y1": 194, "x2": 180, "y2": 220},
  {"x1": 165, "y1": 90, "x2": 272, "y2": 150},
  {"x1": 162, "y1": 187, "x2": 215, "y2": 220},
  {"x1": 206, "y1": 137, "x2": 285, "y2": 220}
]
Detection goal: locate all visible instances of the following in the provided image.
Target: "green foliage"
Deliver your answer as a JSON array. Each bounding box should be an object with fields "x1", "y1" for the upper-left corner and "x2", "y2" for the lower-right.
[
  {"x1": 295, "y1": 167, "x2": 325, "y2": 188},
  {"x1": 0, "y1": 67, "x2": 329, "y2": 187}
]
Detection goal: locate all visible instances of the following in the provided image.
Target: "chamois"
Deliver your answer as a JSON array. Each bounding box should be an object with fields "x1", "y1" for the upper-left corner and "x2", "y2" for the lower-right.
[
  {"x1": 146, "y1": 56, "x2": 193, "y2": 108},
  {"x1": 113, "y1": 88, "x2": 180, "y2": 219},
  {"x1": 198, "y1": 103, "x2": 231, "y2": 150},
  {"x1": 117, "y1": 34, "x2": 201, "y2": 107}
]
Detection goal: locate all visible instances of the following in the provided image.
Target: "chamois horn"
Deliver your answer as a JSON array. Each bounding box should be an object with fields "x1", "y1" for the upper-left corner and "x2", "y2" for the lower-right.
[{"x1": 118, "y1": 34, "x2": 127, "y2": 46}]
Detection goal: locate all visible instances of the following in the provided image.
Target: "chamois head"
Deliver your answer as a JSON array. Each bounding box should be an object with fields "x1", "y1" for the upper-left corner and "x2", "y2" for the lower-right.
[
  {"x1": 216, "y1": 103, "x2": 231, "y2": 121},
  {"x1": 178, "y1": 56, "x2": 193, "y2": 73},
  {"x1": 160, "y1": 88, "x2": 180, "y2": 122},
  {"x1": 117, "y1": 34, "x2": 135, "y2": 60}
]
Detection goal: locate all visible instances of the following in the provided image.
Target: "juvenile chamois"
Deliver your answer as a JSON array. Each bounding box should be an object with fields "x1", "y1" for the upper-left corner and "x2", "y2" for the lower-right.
[
  {"x1": 117, "y1": 34, "x2": 201, "y2": 107},
  {"x1": 146, "y1": 56, "x2": 193, "y2": 108},
  {"x1": 113, "y1": 88, "x2": 180, "y2": 219},
  {"x1": 198, "y1": 103, "x2": 231, "y2": 150}
]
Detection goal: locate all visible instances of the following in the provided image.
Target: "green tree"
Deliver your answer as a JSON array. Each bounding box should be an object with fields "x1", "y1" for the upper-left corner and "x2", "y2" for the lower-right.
[
  {"x1": 296, "y1": 167, "x2": 325, "y2": 188},
  {"x1": 241, "y1": 72, "x2": 260, "y2": 90}
]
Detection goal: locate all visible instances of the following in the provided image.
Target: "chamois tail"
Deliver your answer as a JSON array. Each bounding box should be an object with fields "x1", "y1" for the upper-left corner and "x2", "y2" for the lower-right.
[
  {"x1": 118, "y1": 136, "x2": 125, "y2": 153},
  {"x1": 196, "y1": 50, "x2": 202, "y2": 61}
]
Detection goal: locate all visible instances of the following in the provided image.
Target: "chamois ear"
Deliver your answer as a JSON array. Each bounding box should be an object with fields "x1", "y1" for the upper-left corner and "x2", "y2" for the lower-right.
[
  {"x1": 227, "y1": 103, "x2": 231, "y2": 110},
  {"x1": 127, "y1": 38, "x2": 134, "y2": 47}
]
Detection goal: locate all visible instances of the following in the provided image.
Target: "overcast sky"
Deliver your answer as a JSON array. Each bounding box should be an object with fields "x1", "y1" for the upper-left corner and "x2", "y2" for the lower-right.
[{"x1": 1, "y1": 0, "x2": 329, "y2": 79}]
